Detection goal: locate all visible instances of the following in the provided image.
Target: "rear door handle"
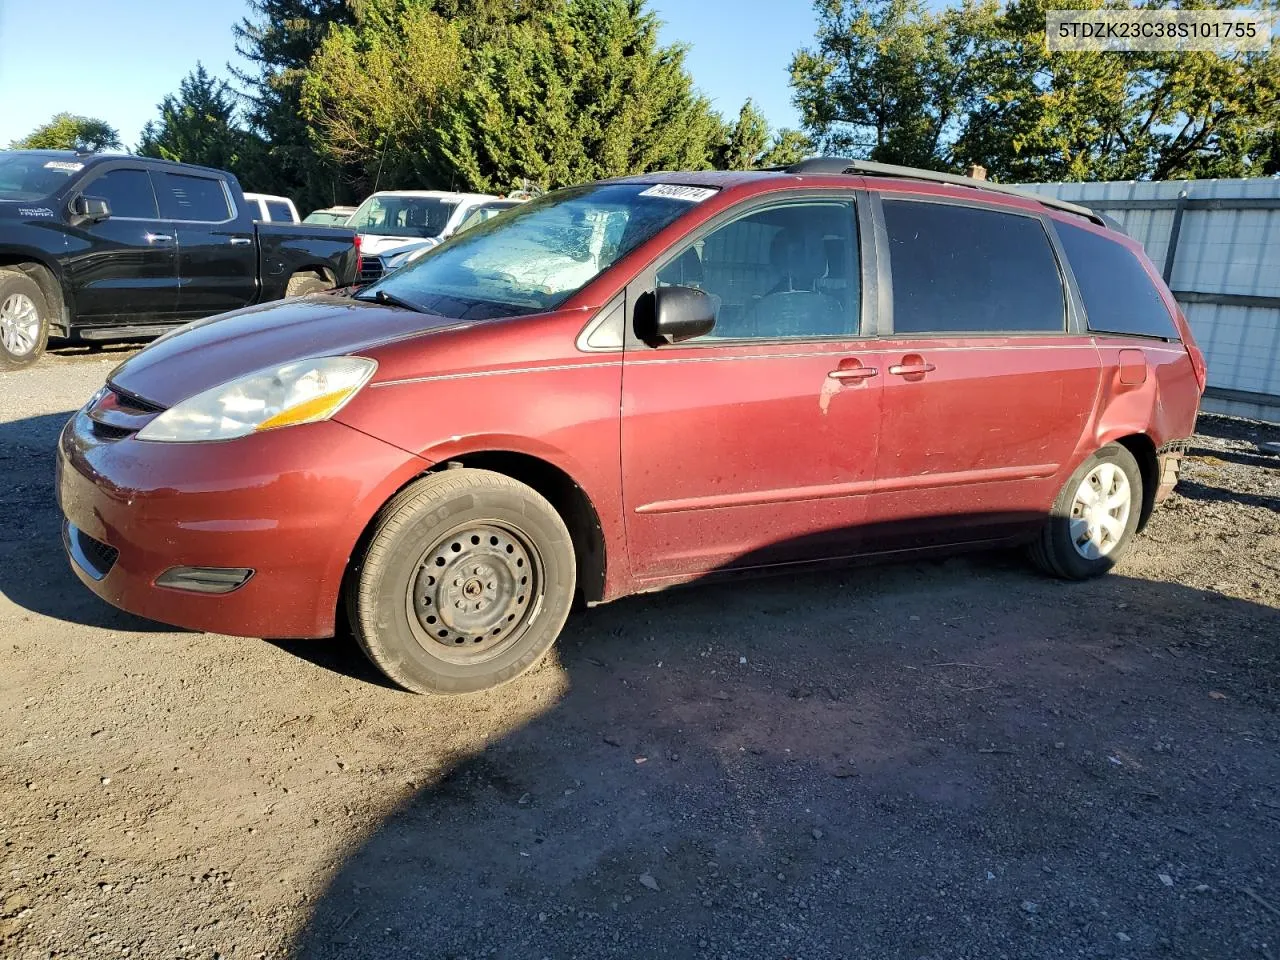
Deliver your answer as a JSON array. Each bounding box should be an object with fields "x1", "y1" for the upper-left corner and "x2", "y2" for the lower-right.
[
  {"x1": 145, "y1": 232, "x2": 173, "y2": 244},
  {"x1": 228, "y1": 237, "x2": 252, "y2": 246},
  {"x1": 888, "y1": 362, "x2": 936, "y2": 377},
  {"x1": 828, "y1": 366, "x2": 878, "y2": 381}
]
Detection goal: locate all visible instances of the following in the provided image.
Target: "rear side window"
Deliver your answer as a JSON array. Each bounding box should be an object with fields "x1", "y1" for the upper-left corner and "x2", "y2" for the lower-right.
[
  {"x1": 883, "y1": 200, "x2": 1065, "y2": 334},
  {"x1": 1056, "y1": 221, "x2": 1179, "y2": 340},
  {"x1": 155, "y1": 172, "x2": 231, "y2": 222},
  {"x1": 265, "y1": 200, "x2": 294, "y2": 222},
  {"x1": 87, "y1": 169, "x2": 158, "y2": 219}
]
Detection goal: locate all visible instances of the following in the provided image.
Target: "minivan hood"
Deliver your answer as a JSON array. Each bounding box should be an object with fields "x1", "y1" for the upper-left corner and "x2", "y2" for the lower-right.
[{"x1": 109, "y1": 296, "x2": 465, "y2": 408}]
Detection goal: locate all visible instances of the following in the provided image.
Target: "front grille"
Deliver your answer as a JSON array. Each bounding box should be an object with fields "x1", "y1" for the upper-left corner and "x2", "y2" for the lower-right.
[
  {"x1": 358, "y1": 256, "x2": 384, "y2": 284},
  {"x1": 85, "y1": 386, "x2": 165, "y2": 441},
  {"x1": 63, "y1": 522, "x2": 119, "y2": 581}
]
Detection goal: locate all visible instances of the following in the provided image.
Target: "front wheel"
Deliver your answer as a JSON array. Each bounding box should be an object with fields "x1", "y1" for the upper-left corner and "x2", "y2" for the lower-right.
[
  {"x1": 347, "y1": 469, "x2": 576, "y2": 695},
  {"x1": 1030, "y1": 444, "x2": 1143, "y2": 580},
  {"x1": 0, "y1": 268, "x2": 50, "y2": 369}
]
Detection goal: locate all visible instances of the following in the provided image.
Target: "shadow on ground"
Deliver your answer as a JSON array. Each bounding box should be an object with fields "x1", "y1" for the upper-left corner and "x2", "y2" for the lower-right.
[{"x1": 290, "y1": 556, "x2": 1280, "y2": 960}]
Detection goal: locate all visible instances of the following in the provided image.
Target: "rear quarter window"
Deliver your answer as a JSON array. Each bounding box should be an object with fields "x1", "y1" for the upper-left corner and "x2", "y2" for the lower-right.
[
  {"x1": 1055, "y1": 221, "x2": 1179, "y2": 340},
  {"x1": 265, "y1": 200, "x2": 294, "y2": 222}
]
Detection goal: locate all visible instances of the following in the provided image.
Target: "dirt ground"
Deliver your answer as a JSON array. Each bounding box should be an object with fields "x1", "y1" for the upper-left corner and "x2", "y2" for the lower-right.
[{"x1": 2, "y1": 347, "x2": 1278, "y2": 960}]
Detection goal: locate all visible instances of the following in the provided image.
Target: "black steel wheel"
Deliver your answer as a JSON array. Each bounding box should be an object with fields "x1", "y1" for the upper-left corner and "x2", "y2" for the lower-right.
[{"x1": 348, "y1": 468, "x2": 575, "y2": 695}]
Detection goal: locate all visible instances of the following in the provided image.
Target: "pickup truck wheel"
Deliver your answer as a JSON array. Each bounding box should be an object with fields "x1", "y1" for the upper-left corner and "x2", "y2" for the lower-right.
[
  {"x1": 348, "y1": 469, "x2": 576, "y2": 695},
  {"x1": 1030, "y1": 444, "x2": 1143, "y2": 580},
  {"x1": 285, "y1": 272, "x2": 330, "y2": 297},
  {"x1": 0, "y1": 269, "x2": 50, "y2": 369}
]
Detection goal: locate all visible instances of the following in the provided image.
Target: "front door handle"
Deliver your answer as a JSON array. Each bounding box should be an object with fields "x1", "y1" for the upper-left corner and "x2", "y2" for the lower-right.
[
  {"x1": 145, "y1": 232, "x2": 173, "y2": 244},
  {"x1": 228, "y1": 237, "x2": 252, "y2": 246},
  {"x1": 828, "y1": 366, "x2": 878, "y2": 381}
]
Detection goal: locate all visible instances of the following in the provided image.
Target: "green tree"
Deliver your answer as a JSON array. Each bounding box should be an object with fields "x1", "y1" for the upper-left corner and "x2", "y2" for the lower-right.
[
  {"x1": 300, "y1": 2, "x2": 467, "y2": 195},
  {"x1": 438, "y1": 0, "x2": 730, "y2": 192},
  {"x1": 955, "y1": 0, "x2": 1280, "y2": 181},
  {"x1": 759, "y1": 129, "x2": 815, "y2": 167},
  {"x1": 138, "y1": 64, "x2": 264, "y2": 178},
  {"x1": 10, "y1": 113, "x2": 122, "y2": 152},
  {"x1": 789, "y1": 0, "x2": 991, "y2": 169},
  {"x1": 233, "y1": 0, "x2": 357, "y2": 206},
  {"x1": 716, "y1": 99, "x2": 771, "y2": 170}
]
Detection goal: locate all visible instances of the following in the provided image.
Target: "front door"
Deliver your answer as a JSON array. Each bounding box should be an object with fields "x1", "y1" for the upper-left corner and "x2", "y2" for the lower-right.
[
  {"x1": 865, "y1": 196, "x2": 1101, "y2": 549},
  {"x1": 621, "y1": 196, "x2": 884, "y2": 583},
  {"x1": 63, "y1": 165, "x2": 179, "y2": 323},
  {"x1": 151, "y1": 169, "x2": 257, "y2": 318}
]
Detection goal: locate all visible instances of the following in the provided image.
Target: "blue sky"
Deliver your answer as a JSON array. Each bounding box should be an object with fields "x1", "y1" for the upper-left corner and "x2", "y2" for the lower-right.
[{"x1": 0, "y1": 0, "x2": 814, "y2": 149}]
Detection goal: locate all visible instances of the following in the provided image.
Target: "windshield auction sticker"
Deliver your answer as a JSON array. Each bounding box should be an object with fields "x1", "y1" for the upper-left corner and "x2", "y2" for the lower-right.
[
  {"x1": 42, "y1": 161, "x2": 85, "y2": 172},
  {"x1": 638, "y1": 184, "x2": 718, "y2": 203},
  {"x1": 1047, "y1": 9, "x2": 1272, "y2": 51}
]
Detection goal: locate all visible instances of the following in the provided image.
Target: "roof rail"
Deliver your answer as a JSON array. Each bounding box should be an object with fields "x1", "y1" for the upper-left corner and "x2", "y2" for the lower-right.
[{"x1": 782, "y1": 157, "x2": 1107, "y2": 228}]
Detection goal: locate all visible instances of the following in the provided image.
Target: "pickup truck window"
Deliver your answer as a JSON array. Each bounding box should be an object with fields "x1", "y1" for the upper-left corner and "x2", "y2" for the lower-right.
[
  {"x1": 359, "y1": 183, "x2": 701, "y2": 319},
  {"x1": 154, "y1": 172, "x2": 232, "y2": 223},
  {"x1": 350, "y1": 195, "x2": 457, "y2": 239},
  {"x1": 0, "y1": 151, "x2": 82, "y2": 201},
  {"x1": 87, "y1": 169, "x2": 159, "y2": 219}
]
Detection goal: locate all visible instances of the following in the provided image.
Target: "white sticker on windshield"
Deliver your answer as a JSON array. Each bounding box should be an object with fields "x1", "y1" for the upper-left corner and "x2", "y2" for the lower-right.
[
  {"x1": 638, "y1": 184, "x2": 717, "y2": 203},
  {"x1": 43, "y1": 160, "x2": 84, "y2": 172}
]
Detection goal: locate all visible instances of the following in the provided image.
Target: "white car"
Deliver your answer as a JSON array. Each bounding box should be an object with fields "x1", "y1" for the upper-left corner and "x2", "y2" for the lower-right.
[
  {"x1": 242, "y1": 192, "x2": 300, "y2": 223},
  {"x1": 348, "y1": 190, "x2": 502, "y2": 281},
  {"x1": 374, "y1": 198, "x2": 529, "y2": 274}
]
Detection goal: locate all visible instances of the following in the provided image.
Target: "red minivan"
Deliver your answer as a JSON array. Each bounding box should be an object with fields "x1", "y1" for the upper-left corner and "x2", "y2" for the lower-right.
[{"x1": 57, "y1": 160, "x2": 1207, "y2": 694}]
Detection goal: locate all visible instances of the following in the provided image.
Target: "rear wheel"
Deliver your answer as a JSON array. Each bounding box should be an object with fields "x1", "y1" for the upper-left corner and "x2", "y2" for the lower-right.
[
  {"x1": 347, "y1": 469, "x2": 576, "y2": 695},
  {"x1": 0, "y1": 268, "x2": 50, "y2": 369},
  {"x1": 285, "y1": 271, "x2": 330, "y2": 297},
  {"x1": 1030, "y1": 444, "x2": 1143, "y2": 579}
]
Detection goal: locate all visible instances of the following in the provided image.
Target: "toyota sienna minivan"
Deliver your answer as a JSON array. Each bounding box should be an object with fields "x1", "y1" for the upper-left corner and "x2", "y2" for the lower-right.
[{"x1": 58, "y1": 159, "x2": 1207, "y2": 694}]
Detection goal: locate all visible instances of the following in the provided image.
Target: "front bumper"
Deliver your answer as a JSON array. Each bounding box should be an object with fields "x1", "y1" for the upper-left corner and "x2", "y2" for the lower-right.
[{"x1": 56, "y1": 410, "x2": 428, "y2": 638}]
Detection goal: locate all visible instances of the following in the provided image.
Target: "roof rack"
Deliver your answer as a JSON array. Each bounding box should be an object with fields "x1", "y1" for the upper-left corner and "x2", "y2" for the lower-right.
[{"x1": 782, "y1": 157, "x2": 1107, "y2": 228}]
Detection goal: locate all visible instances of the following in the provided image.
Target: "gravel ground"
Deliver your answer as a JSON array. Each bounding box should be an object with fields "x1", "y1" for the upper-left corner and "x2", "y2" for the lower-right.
[{"x1": 1, "y1": 349, "x2": 1278, "y2": 960}]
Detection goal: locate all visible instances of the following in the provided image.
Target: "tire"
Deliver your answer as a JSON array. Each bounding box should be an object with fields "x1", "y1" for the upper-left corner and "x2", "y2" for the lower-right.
[
  {"x1": 347, "y1": 468, "x2": 576, "y2": 695},
  {"x1": 0, "y1": 268, "x2": 50, "y2": 369},
  {"x1": 285, "y1": 272, "x2": 330, "y2": 297},
  {"x1": 1030, "y1": 443, "x2": 1143, "y2": 580}
]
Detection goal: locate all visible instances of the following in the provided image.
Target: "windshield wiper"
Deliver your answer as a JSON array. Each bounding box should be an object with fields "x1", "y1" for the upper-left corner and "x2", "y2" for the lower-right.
[{"x1": 367, "y1": 288, "x2": 427, "y2": 313}]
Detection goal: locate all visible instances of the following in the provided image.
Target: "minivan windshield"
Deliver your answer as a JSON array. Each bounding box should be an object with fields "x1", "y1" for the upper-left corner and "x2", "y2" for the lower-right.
[
  {"x1": 0, "y1": 152, "x2": 84, "y2": 202},
  {"x1": 349, "y1": 194, "x2": 458, "y2": 239},
  {"x1": 356, "y1": 182, "x2": 712, "y2": 319}
]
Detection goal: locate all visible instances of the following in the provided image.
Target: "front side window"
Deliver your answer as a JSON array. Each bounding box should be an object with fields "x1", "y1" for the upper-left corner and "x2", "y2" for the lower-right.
[
  {"x1": 655, "y1": 200, "x2": 859, "y2": 340},
  {"x1": 86, "y1": 169, "x2": 158, "y2": 219},
  {"x1": 349, "y1": 195, "x2": 458, "y2": 239},
  {"x1": 1056, "y1": 221, "x2": 1179, "y2": 340},
  {"x1": 883, "y1": 200, "x2": 1065, "y2": 335},
  {"x1": 358, "y1": 183, "x2": 704, "y2": 320},
  {"x1": 154, "y1": 172, "x2": 231, "y2": 222}
]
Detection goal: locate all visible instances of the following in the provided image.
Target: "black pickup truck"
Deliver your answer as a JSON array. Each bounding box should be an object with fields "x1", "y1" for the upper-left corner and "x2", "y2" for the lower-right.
[{"x1": 0, "y1": 150, "x2": 358, "y2": 367}]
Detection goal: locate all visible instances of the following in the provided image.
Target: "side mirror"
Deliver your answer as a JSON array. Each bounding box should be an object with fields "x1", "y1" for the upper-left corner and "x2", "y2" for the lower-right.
[
  {"x1": 73, "y1": 195, "x2": 111, "y2": 223},
  {"x1": 645, "y1": 285, "x2": 717, "y2": 345}
]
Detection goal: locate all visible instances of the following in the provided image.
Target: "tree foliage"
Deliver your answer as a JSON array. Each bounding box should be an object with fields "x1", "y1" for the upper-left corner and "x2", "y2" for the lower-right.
[
  {"x1": 234, "y1": 0, "x2": 357, "y2": 205},
  {"x1": 10, "y1": 113, "x2": 122, "y2": 152},
  {"x1": 790, "y1": 0, "x2": 1280, "y2": 181},
  {"x1": 138, "y1": 64, "x2": 264, "y2": 178}
]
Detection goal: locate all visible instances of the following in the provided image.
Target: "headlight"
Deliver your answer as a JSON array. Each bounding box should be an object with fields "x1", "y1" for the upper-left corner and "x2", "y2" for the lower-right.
[{"x1": 136, "y1": 356, "x2": 377, "y2": 443}]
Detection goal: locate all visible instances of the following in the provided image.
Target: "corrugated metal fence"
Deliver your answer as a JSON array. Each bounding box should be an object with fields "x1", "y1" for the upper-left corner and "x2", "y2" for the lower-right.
[{"x1": 1017, "y1": 178, "x2": 1280, "y2": 423}]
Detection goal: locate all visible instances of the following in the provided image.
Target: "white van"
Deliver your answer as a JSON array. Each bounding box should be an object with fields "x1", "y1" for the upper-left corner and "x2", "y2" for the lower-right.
[{"x1": 243, "y1": 192, "x2": 300, "y2": 223}]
